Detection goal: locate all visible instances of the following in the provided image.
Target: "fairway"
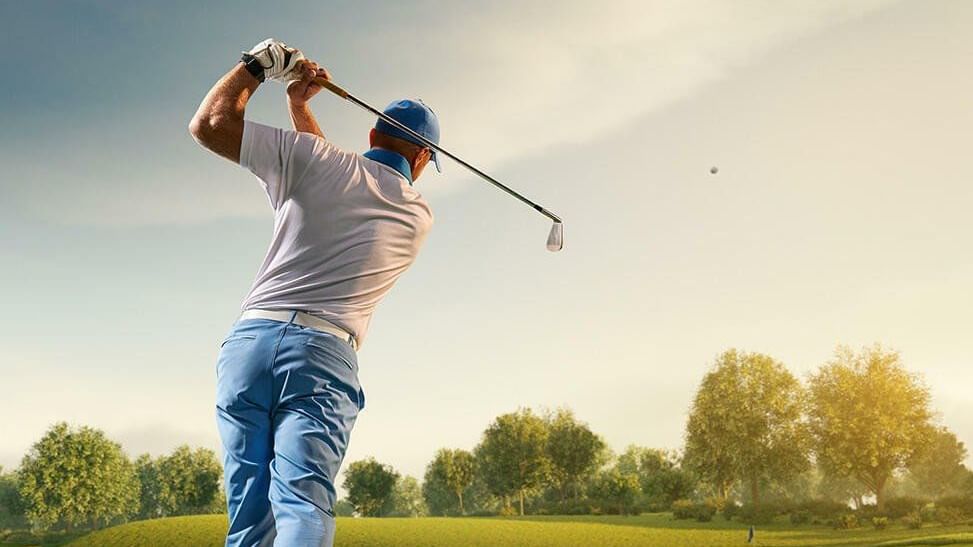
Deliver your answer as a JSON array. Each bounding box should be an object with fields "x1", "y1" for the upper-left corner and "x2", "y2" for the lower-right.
[{"x1": 63, "y1": 514, "x2": 973, "y2": 546}]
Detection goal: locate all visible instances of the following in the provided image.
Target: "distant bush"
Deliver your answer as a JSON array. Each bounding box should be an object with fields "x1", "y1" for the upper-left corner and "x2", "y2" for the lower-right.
[
  {"x1": 695, "y1": 502, "x2": 715, "y2": 522},
  {"x1": 920, "y1": 504, "x2": 937, "y2": 522},
  {"x1": 598, "y1": 504, "x2": 623, "y2": 516},
  {"x1": 883, "y1": 496, "x2": 928, "y2": 520},
  {"x1": 722, "y1": 502, "x2": 740, "y2": 521},
  {"x1": 559, "y1": 500, "x2": 596, "y2": 515},
  {"x1": 936, "y1": 496, "x2": 973, "y2": 518},
  {"x1": 739, "y1": 504, "x2": 777, "y2": 525},
  {"x1": 856, "y1": 504, "x2": 884, "y2": 522},
  {"x1": 789, "y1": 510, "x2": 812, "y2": 525},
  {"x1": 671, "y1": 499, "x2": 696, "y2": 520},
  {"x1": 771, "y1": 499, "x2": 796, "y2": 515},
  {"x1": 902, "y1": 510, "x2": 923, "y2": 529},
  {"x1": 333, "y1": 499, "x2": 355, "y2": 517},
  {"x1": 935, "y1": 506, "x2": 965, "y2": 525},
  {"x1": 872, "y1": 516, "x2": 888, "y2": 530},
  {"x1": 831, "y1": 513, "x2": 859, "y2": 530},
  {"x1": 498, "y1": 504, "x2": 518, "y2": 517},
  {"x1": 794, "y1": 499, "x2": 849, "y2": 521},
  {"x1": 670, "y1": 499, "x2": 715, "y2": 521},
  {"x1": 468, "y1": 509, "x2": 498, "y2": 517}
]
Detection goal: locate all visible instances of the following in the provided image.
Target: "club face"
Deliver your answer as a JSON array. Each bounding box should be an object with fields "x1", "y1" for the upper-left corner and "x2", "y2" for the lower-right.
[{"x1": 546, "y1": 222, "x2": 563, "y2": 252}]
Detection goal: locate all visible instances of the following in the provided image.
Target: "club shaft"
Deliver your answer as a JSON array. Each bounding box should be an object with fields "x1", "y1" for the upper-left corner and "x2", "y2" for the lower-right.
[{"x1": 317, "y1": 78, "x2": 561, "y2": 224}]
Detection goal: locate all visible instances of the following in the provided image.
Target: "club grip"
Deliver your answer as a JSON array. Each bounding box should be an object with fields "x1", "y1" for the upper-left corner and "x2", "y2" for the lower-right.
[{"x1": 314, "y1": 77, "x2": 349, "y2": 99}]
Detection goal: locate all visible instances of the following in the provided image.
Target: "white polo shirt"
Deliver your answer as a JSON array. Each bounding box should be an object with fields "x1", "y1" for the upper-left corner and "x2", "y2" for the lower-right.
[{"x1": 238, "y1": 121, "x2": 433, "y2": 349}]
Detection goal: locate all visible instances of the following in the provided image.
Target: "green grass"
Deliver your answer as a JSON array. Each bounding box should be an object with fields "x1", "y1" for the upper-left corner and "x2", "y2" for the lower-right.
[
  {"x1": 0, "y1": 528, "x2": 87, "y2": 547},
  {"x1": 53, "y1": 513, "x2": 973, "y2": 547}
]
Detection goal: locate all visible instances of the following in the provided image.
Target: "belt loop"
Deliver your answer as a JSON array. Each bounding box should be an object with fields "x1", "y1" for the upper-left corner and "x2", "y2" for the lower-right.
[{"x1": 288, "y1": 310, "x2": 299, "y2": 325}]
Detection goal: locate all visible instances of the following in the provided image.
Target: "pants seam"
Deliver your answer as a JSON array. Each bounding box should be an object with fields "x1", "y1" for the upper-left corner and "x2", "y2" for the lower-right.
[{"x1": 267, "y1": 311, "x2": 298, "y2": 416}]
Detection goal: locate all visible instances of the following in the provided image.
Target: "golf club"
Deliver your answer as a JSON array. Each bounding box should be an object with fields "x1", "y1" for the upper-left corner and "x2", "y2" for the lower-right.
[{"x1": 314, "y1": 77, "x2": 564, "y2": 252}]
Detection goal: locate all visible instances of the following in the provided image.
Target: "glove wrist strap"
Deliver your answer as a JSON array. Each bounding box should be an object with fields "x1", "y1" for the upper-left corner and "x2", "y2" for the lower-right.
[{"x1": 240, "y1": 53, "x2": 266, "y2": 82}]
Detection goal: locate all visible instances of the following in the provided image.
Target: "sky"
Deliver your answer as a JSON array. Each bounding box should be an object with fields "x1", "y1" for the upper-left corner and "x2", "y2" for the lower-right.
[{"x1": 2, "y1": 0, "x2": 972, "y2": 493}]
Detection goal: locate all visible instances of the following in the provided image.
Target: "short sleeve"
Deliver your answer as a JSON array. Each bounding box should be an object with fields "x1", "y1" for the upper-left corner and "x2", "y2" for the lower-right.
[{"x1": 239, "y1": 121, "x2": 340, "y2": 209}]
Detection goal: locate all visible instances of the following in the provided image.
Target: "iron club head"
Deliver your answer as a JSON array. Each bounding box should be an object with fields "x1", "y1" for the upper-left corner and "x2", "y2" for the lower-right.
[{"x1": 546, "y1": 221, "x2": 563, "y2": 252}]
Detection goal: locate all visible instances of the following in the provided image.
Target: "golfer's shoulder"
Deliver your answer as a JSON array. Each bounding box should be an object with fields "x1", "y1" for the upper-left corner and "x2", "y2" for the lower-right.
[
  {"x1": 302, "y1": 133, "x2": 356, "y2": 164},
  {"x1": 373, "y1": 168, "x2": 433, "y2": 232},
  {"x1": 412, "y1": 194, "x2": 434, "y2": 231},
  {"x1": 390, "y1": 179, "x2": 435, "y2": 231},
  {"x1": 289, "y1": 133, "x2": 366, "y2": 183}
]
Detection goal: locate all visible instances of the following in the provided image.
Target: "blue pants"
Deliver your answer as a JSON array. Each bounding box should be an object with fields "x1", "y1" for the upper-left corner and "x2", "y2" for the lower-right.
[{"x1": 215, "y1": 314, "x2": 364, "y2": 546}]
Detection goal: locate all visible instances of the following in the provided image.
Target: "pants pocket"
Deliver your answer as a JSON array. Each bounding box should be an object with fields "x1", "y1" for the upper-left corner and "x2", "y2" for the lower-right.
[
  {"x1": 303, "y1": 336, "x2": 362, "y2": 411},
  {"x1": 221, "y1": 334, "x2": 257, "y2": 348},
  {"x1": 216, "y1": 334, "x2": 258, "y2": 377}
]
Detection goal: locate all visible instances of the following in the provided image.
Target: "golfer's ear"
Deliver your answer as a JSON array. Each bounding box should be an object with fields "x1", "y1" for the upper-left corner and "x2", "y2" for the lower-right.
[
  {"x1": 368, "y1": 128, "x2": 378, "y2": 147},
  {"x1": 408, "y1": 148, "x2": 425, "y2": 169}
]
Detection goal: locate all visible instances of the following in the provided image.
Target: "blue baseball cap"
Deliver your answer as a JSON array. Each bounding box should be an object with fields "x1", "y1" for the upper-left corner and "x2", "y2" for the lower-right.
[{"x1": 375, "y1": 99, "x2": 441, "y2": 173}]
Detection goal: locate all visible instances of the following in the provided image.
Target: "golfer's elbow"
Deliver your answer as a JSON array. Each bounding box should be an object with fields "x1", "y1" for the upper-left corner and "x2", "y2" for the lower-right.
[
  {"x1": 188, "y1": 111, "x2": 244, "y2": 163},
  {"x1": 189, "y1": 109, "x2": 239, "y2": 141},
  {"x1": 189, "y1": 111, "x2": 231, "y2": 145},
  {"x1": 188, "y1": 115, "x2": 206, "y2": 146}
]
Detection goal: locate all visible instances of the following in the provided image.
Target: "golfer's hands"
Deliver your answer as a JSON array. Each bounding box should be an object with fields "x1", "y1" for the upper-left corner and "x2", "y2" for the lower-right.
[
  {"x1": 246, "y1": 38, "x2": 305, "y2": 82},
  {"x1": 287, "y1": 61, "x2": 331, "y2": 106}
]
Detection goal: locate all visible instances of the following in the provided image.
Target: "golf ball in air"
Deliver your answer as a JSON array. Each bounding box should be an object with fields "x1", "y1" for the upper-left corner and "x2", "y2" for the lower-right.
[{"x1": 710, "y1": 166, "x2": 719, "y2": 174}]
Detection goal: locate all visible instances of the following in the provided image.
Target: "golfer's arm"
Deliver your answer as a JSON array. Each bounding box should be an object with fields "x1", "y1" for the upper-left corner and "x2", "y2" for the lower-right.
[
  {"x1": 188, "y1": 64, "x2": 260, "y2": 163},
  {"x1": 288, "y1": 100, "x2": 325, "y2": 139}
]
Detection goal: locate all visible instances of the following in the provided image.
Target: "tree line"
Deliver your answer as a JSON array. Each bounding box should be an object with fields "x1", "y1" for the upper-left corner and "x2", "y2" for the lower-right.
[
  {"x1": 0, "y1": 423, "x2": 224, "y2": 533},
  {"x1": 683, "y1": 345, "x2": 970, "y2": 512},
  {"x1": 338, "y1": 345, "x2": 972, "y2": 523},
  {"x1": 1, "y1": 344, "x2": 970, "y2": 533}
]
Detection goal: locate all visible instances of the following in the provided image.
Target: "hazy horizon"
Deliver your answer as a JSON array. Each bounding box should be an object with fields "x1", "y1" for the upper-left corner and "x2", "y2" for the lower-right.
[{"x1": 2, "y1": 0, "x2": 971, "y2": 493}]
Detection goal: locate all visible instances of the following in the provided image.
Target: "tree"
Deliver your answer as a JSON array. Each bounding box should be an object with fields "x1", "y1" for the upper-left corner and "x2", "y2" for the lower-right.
[
  {"x1": 591, "y1": 467, "x2": 641, "y2": 515},
  {"x1": 423, "y1": 449, "x2": 475, "y2": 515},
  {"x1": 906, "y1": 426, "x2": 969, "y2": 499},
  {"x1": 683, "y1": 350, "x2": 810, "y2": 507},
  {"x1": 160, "y1": 446, "x2": 224, "y2": 515},
  {"x1": 0, "y1": 466, "x2": 25, "y2": 528},
  {"x1": 342, "y1": 458, "x2": 399, "y2": 517},
  {"x1": 333, "y1": 499, "x2": 355, "y2": 517},
  {"x1": 760, "y1": 467, "x2": 816, "y2": 505},
  {"x1": 388, "y1": 476, "x2": 427, "y2": 517},
  {"x1": 617, "y1": 446, "x2": 697, "y2": 509},
  {"x1": 421, "y1": 457, "x2": 455, "y2": 516},
  {"x1": 816, "y1": 469, "x2": 868, "y2": 509},
  {"x1": 165, "y1": 446, "x2": 223, "y2": 515},
  {"x1": 18, "y1": 423, "x2": 139, "y2": 531},
  {"x1": 135, "y1": 454, "x2": 165, "y2": 519},
  {"x1": 545, "y1": 408, "x2": 607, "y2": 501},
  {"x1": 444, "y1": 450, "x2": 475, "y2": 514},
  {"x1": 475, "y1": 408, "x2": 550, "y2": 516},
  {"x1": 136, "y1": 446, "x2": 223, "y2": 518},
  {"x1": 808, "y1": 345, "x2": 934, "y2": 511}
]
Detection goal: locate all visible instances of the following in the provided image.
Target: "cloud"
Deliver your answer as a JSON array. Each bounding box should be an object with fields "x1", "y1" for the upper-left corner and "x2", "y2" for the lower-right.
[
  {"x1": 3, "y1": 0, "x2": 896, "y2": 225},
  {"x1": 402, "y1": 0, "x2": 897, "y2": 165}
]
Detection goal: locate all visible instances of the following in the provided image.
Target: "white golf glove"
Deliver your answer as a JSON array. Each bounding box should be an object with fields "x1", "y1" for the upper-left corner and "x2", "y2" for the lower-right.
[{"x1": 245, "y1": 38, "x2": 305, "y2": 82}]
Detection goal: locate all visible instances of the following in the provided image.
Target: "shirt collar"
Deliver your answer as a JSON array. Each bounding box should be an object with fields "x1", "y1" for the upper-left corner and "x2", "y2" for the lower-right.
[{"x1": 363, "y1": 148, "x2": 413, "y2": 185}]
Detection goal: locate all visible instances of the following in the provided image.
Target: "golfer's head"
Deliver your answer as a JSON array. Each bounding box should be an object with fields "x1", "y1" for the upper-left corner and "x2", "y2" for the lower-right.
[{"x1": 370, "y1": 99, "x2": 440, "y2": 181}]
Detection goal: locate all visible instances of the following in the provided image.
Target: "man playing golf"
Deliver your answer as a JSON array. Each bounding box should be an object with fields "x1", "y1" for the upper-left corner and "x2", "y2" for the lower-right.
[{"x1": 189, "y1": 38, "x2": 437, "y2": 546}]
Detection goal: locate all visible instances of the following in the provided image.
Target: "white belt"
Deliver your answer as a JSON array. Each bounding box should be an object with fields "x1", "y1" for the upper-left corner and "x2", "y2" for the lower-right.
[{"x1": 240, "y1": 309, "x2": 358, "y2": 351}]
